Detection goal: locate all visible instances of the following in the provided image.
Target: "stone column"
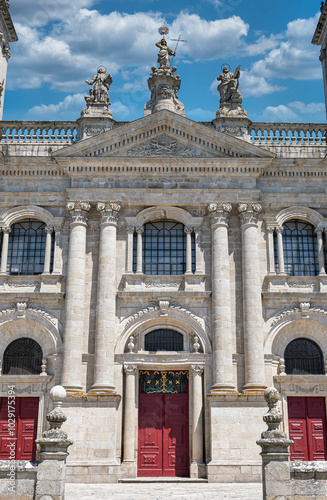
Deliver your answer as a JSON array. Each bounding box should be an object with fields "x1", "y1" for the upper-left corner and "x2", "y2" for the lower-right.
[
  {"x1": 316, "y1": 228, "x2": 326, "y2": 275},
  {"x1": 42, "y1": 226, "x2": 53, "y2": 275},
  {"x1": 126, "y1": 226, "x2": 134, "y2": 274},
  {"x1": 52, "y1": 226, "x2": 63, "y2": 275},
  {"x1": 123, "y1": 364, "x2": 137, "y2": 462},
  {"x1": 61, "y1": 201, "x2": 90, "y2": 393},
  {"x1": 238, "y1": 203, "x2": 266, "y2": 393},
  {"x1": 136, "y1": 227, "x2": 144, "y2": 274},
  {"x1": 0, "y1": 227, "x2": 10, "y2": 275},
  {"x1": 266, "y1": 227, "x2": 276, "y2": 275},
  {"x1": 208, "y1": 203, "x2": 237, "y2": 393},
  {"x1": 185, "y1": 227, "x2": 193, "y2": 274},
  {"x1": 194, "y1": 227, "x2": 203, "y2": 274},
  {"x1": 91, "y1": 202, "x2": 121, "y2": 393},
  {"x1": 190, "y1": 365, "x2": 205, "y2": 478},
  {"x1": 276, "y1": 227, "x2": 286, "y2": 275}
]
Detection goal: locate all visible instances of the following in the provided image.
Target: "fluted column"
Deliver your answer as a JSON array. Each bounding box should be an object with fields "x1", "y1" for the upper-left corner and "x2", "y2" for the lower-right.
[
  {"x1": 42, "y1": 226, "x2": 53, "y2": 275},
  {"x1": 123, "y1": 364, "x2": 137, "y2": 462},
  {"x1": 185, "y1": 227, "x2": 193, "y2": 274},
  {"x1": 208, "y1": 203, "x2": 237, "y2": 393},
  {"x1": 191, "y1": 365, "x2": 204, "y2": 469},
  {"x1": 136, "y1": 227, "x2": 144, "y2": 274},
  {"x1": 238, "y1": 203, "x2": 266, "y2": 394},
  {"x1": 61, "y1": 201, "x2": 90, "y2": 392},
  {"x1": 266, "y1": 227, "x2": 276, "y2": 275},
  {"x1": 91, "y1": 202, "x2": 121, "y2": 393},
  {"x1": 126, "y1": 226, "x2": 134, "y2": 274},
  {"x1": 316, "y1": 228, "x2": 326, "y2": 275},
  {"x1": 0, "y1": 227, "x2": 10, "y2": 275},
  {"x1": 276, "y1": 227, "x2": 286, "y2": 275}
]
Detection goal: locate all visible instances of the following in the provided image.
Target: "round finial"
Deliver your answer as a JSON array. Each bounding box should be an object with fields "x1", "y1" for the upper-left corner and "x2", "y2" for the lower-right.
[
  {"x1": 158, "y1": 26, "x2": 169, "y2": 36},
  {"x1": 264, "y1": 387, "x2": 279, "y2": 406},
  {"x1": 50, "y1": 385, "x2": 67, "y2": 406}
]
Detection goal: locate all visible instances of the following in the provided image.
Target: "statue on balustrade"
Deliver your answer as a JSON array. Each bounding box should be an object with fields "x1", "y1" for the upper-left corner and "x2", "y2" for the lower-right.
[{"x1": 85, "y1": 67, "x2": 112, "y2": 106}]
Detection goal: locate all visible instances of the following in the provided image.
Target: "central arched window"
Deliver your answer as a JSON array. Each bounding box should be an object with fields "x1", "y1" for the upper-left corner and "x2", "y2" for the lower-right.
[
  {"x1": 284, "y1": 338, "x2": 324, "y2": 375},
  {"x1": 274, "y1": 219, "x2": 319, "y2": 276},
  {"x1": 134, "y1": 220, "x2": 195, "y2": 275},
  {"x1": 3, "y1": 338, "x2": 43, "y2": 375},
  {"x1": 7, "y1": 219, "x2": 53, "y2": 275},
  {"x1": 145, "y1": 329, "x2": 184, "y2": 351}
]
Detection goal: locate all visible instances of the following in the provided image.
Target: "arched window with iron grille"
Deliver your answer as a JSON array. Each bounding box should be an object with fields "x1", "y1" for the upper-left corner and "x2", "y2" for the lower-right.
[
  {"x1": 3, "y1": 338, "x2": 43, "y2": 375},
  {"x1": 284, "y1": 338, "x2": 324, "y2": 375},
  {"x1": 133, "y1": 220, "x2": 195, "y2": 275},
  {"x1": 144, "y1": 329, "x2": 184, "y2": 351},
  {"x1": 274, "y1": 219, "x2": 319, "y2": 276},
  {"x1": 6, "y1": 219, "x2": 54, "y2": 275}
]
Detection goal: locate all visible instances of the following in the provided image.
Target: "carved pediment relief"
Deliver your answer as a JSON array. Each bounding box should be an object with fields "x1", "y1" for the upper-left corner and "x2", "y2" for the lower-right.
[{"x1": 126, "y1": 134, "x2": 215, "y2": 158}]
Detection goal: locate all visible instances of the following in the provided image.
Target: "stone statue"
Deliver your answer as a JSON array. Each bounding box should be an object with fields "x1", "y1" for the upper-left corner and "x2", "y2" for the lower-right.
[
  {"x1": 156, "y1": 38, "x2": 175, "y2": 70},
  {"x1": 85, "y1": 67, "x2": 112, "y2": 105},
  {"x1": 217, "y1": 65, "x2": 241, "y2": 105}
]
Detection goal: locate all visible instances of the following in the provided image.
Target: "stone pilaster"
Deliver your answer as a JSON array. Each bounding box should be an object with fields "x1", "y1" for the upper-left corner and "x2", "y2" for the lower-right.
[
  {"x1": 90, "y1": 202, "x2": 121, "y2": 393},
  {"x1": 238, "y1": 203, "x2": 266, "y2": 394},
  {"x1": 208, "y1": 203, "x2": 237, "y2": 393},
  {"x1": 266, "y1": 227, "x2": 276, "y2": 275},
  {"x1": 136, "y1": 226, "x2": 144, "y2": 274},
  {"x1": 276, "y1": 227, "x2": 286, "y2": 275},
  {"x1": 190, "y1": 364, "x2": 205, "y2": 478},
  {"x1": 0, "y1": 226, "x2": 10, "y2": 275},
  {"x1": 316, "y1": 228, "x2": 326, "y2": 275},
  {"x1": 123, "y1": 364, "x2": 137, "y2": 463},
  {"x1": 61, "y1": 201, "x2": 90, "y2": 393},
  {"x1": 42, "y1": 226, "x2": 53, "y2": 275},
  {"x1": 185, "y1": 226, "x2": 193, "y2": 274}
]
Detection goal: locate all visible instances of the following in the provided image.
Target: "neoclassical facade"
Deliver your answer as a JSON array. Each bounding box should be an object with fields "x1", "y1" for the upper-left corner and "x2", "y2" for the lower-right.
[{"x1": 1, "y1": 1, "x2": 327, "y2": 484}]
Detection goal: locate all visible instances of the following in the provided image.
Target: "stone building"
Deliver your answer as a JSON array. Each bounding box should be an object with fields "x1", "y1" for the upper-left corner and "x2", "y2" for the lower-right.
[{"x1": 1, "y1": 1, "x2": 327, "y2": 484}]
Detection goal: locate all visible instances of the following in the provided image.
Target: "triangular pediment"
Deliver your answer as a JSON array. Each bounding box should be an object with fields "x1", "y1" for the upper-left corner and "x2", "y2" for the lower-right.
[{"x1": 53, "y1": 110, "x2": 275, "y2": 159}]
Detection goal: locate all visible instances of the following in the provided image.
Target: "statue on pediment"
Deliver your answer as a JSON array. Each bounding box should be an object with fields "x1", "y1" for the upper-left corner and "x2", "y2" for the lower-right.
[
  {"x1": 217, "y1": 65, "x2": 241, "y2": 105},
  {"x1": 86, "y1": 67, "x2": 112, "y2": 106},
  {"x1": 156, "y1": 38, "x2": 175, "y2": 70}
]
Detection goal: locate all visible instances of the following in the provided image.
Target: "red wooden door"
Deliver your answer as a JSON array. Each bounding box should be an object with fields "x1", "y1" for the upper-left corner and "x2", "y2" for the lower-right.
[
  {"x1": 288, "y1": 397, "x2": 327, "y2": 461},
  {"x1": 0, "y1": 397, "x2": 39, "y2": 460},
  {"x1": 138, "y1": 393, "x2": 189, "y2": 477}
]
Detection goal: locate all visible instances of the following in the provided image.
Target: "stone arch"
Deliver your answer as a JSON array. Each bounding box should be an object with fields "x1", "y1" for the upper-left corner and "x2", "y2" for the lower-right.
[
  {"x1": 125, "y1": 206, "x2": 203, "y2": 229},
  {"x1": 116, "y1": 306, "x2": 211, "y2": 354},
  {"x1": 0, "y1": 205, "x2": 65, "y2": 228},
  {"x1": 265, "y1": 316, "x2": 327, "y2": 361},
  {"x1": 0, "y1": 317, "x2": 62, "y2": 365},
  {"x1": 275, "y1": 206, "x2": 324, "y2": 229}
]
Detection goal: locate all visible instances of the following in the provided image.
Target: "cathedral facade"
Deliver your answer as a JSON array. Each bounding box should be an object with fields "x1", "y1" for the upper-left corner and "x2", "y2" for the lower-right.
[{"x1": 1, "y1": 1, "x2": 327, "y2": 483}]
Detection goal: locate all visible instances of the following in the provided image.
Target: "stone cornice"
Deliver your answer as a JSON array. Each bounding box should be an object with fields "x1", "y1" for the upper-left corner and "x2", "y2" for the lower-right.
[{"x1": 0, "y1": 1, "x2": 18, "y2": 43}]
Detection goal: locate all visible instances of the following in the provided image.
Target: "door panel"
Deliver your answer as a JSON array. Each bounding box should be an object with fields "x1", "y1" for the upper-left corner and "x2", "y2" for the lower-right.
[
  {"x1": 288, "y1": 397, "x2": 327, "y2": 462},
  {"x1": 0, "y1": 397, "x2": 38, "y2": 461},
  {"x1": 138, "y1": 394, "x2": 163, "y2": 476},
  {"x1": 163, "y1": 394, "x2": 189, "y2": 477}
]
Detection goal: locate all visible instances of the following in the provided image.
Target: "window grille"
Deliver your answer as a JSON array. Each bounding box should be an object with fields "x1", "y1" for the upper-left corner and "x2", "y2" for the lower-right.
[
  {"x1": 144, "y1": 329, "x2": 184, "y2": 351},
  {"x1": 3, "y1": 338, "x2": 43, "y2": 375},
  {"x1": 7, "y1": 219, "x2": 53, "y2": 275},
  {"x1": 274, "y1": 220, "x2": 319, "y2": 276},
  {"x1": 284, "y1": 338, "x2": 324, "y2": 375}
]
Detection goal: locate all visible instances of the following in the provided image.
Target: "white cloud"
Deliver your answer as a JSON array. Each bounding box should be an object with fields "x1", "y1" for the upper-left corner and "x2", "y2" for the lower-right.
[
  {"x1": 262, "y1": 101, "x2": 325, "y2": 122},
  {"x1": 250, "y1": 14, "x2": 321, "y2": 80},
  {"x1": 242, "y1": 34, "x2": 282, "y2": 57},
  {"x1": 187, "y1": 108, "x2": 214, "y2": 121},
  {"x1": 28, "y1": 93, "x2": 85, "y2": 119}
]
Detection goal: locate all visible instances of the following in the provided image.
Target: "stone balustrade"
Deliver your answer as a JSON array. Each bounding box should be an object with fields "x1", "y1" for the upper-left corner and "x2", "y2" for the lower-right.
[
  {"x1": 251, "y1": 122, "x2": 327, "y2": 146},
  {"x1": 0, "y1": 121, "x2": 77, "y2": 144}
]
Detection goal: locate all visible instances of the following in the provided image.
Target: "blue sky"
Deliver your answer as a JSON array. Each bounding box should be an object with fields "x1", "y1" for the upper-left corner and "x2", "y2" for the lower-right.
[{"x1": 3, "y1": 0, "x2": 326, "y2": 123}]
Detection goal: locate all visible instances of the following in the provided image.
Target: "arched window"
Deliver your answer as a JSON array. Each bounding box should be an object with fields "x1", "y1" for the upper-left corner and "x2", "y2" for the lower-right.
[
  {"x1": 144, "y1": 329, "x2": 184, "y2": 351},
  {"x1": 274, "y1": 220, "x2": 319, "y2": 276},
  {"x1": 7, "y1": 219, "x2": 53, "y2": 275},
  {"x1": 133, "y1": 220, "x2": 195, "y2": 275},
  {"x1": 284, "y1": 338, "x2": 324, "y2": 375},
  {"x1": 3, "y1": 338, "x2": 43, "y2": 375}
]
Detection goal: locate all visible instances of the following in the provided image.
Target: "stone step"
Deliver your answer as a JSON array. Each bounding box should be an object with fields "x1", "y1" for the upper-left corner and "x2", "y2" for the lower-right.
[{"x1": 119, "y1": 477, "x2": 209, "y2": 483}]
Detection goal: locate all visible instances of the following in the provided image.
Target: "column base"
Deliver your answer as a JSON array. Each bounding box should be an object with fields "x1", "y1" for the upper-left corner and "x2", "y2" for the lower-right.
[
  {"x1": 89, "y1": 383, "x2": 117, "y2": 395},
  {"x1": 190, "y1": 460, "x2": 206, "y2": 479},
  {"x1": 210, "y1": 382, "x2": 238, "y2": 394},
  {"x1": 62, "y1": 385, "x2": 84, "y2": 396},
  {"x1": 242, "y1": 383, "x2": 266, "y2": 395}
]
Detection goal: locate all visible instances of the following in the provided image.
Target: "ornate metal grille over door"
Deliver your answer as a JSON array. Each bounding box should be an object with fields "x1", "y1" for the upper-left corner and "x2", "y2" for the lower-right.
[
  {"x1": 284, "y1": 338, "x2": 324, "y2": 375},
  {"x1": 3, "y1": 338, "x2": 43, "y2": 375}
]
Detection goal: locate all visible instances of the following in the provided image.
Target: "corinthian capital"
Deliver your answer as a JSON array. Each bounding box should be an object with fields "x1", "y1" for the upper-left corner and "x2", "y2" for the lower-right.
[
  {"x1": 238, "y1": 203, "x2": 262, "y2": 226},
  {"x1": 208, "y1": 202, "x2": 232, "y2": 227},
  {"x1": 97, "y1": 201, "x2": 121, "y2": 226},
  {"x1": 66, "y1": 201, "x2": 90, "y2": 225}
]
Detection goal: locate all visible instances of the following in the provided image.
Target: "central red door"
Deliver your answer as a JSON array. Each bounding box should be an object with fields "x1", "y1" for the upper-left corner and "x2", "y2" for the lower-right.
[
  {"x1": 138, "y1": 371, "x2": 189, "y2": 477},
  {"x1": 288, "y1": 397, "x2": 327, "y2": 461}
]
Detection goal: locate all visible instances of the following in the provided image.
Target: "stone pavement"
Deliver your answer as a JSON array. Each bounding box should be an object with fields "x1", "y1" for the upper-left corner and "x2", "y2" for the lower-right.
[{"x1": 65, "y1": 482, "x2": 262, "y2": 500}]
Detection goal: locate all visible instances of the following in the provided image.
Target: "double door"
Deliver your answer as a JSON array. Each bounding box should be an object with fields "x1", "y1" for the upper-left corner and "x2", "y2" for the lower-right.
[
  {"x1": 288, "y1": 396, "x2": 327, "y2": 461},
  {"x1": 138, "y1": 392, "x2": 189, "y2": 477},
  {"x1": 0, "y1": 397, "x2": 39, "y2": 460}
]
